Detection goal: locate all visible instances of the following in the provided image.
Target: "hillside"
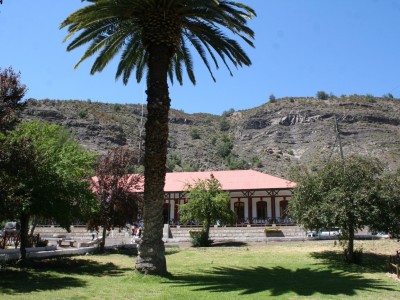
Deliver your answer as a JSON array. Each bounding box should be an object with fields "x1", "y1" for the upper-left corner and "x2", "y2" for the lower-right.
[{"x1": 22, "y1": 96, "x2": 400, "y2": 178}]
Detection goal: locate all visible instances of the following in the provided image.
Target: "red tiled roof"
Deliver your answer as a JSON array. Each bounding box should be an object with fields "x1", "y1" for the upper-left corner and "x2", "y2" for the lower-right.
[
  {"x1": 164, "y1": 170, "x2": 296, "y2": 192},
  {"x1": 93, "y1": 170, "x2": 296, "y2": 193}
]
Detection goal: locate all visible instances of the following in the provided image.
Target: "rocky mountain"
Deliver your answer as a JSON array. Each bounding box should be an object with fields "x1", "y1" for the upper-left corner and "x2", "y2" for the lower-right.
[{"x1": 22, "y1": 95, "x2": 400, "y2": 178}]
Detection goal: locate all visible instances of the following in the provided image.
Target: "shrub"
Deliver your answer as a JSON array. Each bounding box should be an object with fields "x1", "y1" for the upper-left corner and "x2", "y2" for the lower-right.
[
  {"x1": 222, "y1": 108, "x2": 235, "y2": 117},
  {"x1": 287, "y1": 149, "x2": 294, "y2": 156},
  {"x1": 219, "y1": 118, "x2": 230, "y2": 131},
  {"x1": 78, "y1": 109, "x2": 88, "y2": 118},
  {"x1": 114, "y1": 104, "x2": 122, "y2": 112},
  {"x1": 189, "y1": 230, "x2": 213, "y2": 247},
  {"x1": 216, "y1": 134, "x2": 233, "y2": 158},
  {"x1": 269, "y1": 94, "x2": 276, "y2": 103},
  {"x1": 190, "y1": 128, "x2": 201, "y2": 140},
  {"x1": 366, "y1": 94, "x2": 376, "y2": 103},
  {"x1": 316, "y1": 91, "x2": 329, "y2": 100}
]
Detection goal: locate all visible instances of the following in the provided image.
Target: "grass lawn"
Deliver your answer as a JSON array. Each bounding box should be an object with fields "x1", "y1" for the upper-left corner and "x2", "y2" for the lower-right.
[{"x1": 0, "y1": 239, "x2": 399, "y2": 299}]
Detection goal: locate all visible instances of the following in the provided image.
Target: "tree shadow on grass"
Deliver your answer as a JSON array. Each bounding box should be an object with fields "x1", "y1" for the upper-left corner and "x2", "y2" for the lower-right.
[
  {"x1": 167, "y1": 265, "x2": 397, "y2": 297},
  {"x1": 310, "y1": 250, "x2": 389, "y2": 273},
  {"x1": 0, "y1": 257, "x2": 131, "y2": 295}
]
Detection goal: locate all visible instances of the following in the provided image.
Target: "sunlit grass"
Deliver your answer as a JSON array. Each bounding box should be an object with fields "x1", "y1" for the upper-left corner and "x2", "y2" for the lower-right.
[{"x1": 0, "y1": 239, "x2": 399, "y2": 299}]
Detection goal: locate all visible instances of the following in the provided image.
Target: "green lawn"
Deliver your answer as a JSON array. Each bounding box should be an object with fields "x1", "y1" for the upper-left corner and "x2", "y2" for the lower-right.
[{"x1": 0, "y1": 239, "x2": 399, "y2": 299}]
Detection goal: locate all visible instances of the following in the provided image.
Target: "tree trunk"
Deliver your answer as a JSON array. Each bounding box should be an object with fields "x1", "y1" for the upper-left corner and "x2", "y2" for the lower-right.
[
  {"x1": 100, "y1": 226, "x2": 107, "y2": 252},
  {"x1": 19, "y1": 214, "x2": 30, "y2": 261},
  {"x1": 135, "y1": 44, "x2": 171, "y2": 275},
  {"x1": 346, "y1": 224, "x2": 355, "y2": 262}
]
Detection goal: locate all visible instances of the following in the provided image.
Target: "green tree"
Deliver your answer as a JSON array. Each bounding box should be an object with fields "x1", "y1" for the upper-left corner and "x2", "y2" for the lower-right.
[
  {"x1": 369, "y1": 169, "x2": 400, "y2": 239},
  {"x1": 179, "y1": 175, "x2": 233, "y2": 246},
  {"x1": 0, "y1": 121, "x2": 97, "y2": 260},
  {"x1": 316, "y1": 90, "x2": 329, "y2": 100},
  {"x1": 269, "y1": 94, "x2": 276, "y2": 103},
  {"x1": 90, "y1": 147, "x2": 143, "y2": 252},
  {"x1": 0, "y1": 67, "x2": 27, "y2": 133},
  {"x1": 288, "y1": 156, "x2": 383, "y2": 263},
  {"x1": 61, "y1": 0, "x2": 255, "y2": 275}
]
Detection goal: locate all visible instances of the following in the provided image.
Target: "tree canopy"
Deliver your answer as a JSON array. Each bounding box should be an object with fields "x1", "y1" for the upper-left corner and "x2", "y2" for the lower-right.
[
  {"x1": 0, "y1": 121, "x2": 97, "y2": 259},
  {"x1": 0, "y1": 67, "x2": 27, "y2": 133},
  {"x1": 90, "y1": 146, "x2": 143, "y2": 251},
  {"x1": 179, "y1": 174, "x2": 233, "y2": 246},
  {"x1": 289, "y1": 155, "x2": 384, "y2": 263}
]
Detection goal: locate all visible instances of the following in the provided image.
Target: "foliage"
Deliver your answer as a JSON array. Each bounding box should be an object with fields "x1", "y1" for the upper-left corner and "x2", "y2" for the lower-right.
[
  {"x1": 0, "y1": 67, "x2": 27, "y2": 133},
  {"x1": 226, "y1": 155, "x2": 249, "y2": 170},
  {"x1": 190, "y1": 128, "x2": 201, "y2": 140},
  {"x1": 316, "y1": 91, "x2": 329, "y2": 100},
  {"x1": 251, "y1": 156, "x2": 263, "y2": 168},
  {"x1": 219, "y1": 118, "x2": 230, "y2": 131},
  {"x1": 189, "y1": 230, "x2": 212, "y2": 247},
  {"x1": 269, "y1": 94, "x2": 276, "y2": 103},
  {"x1": 78, "y1": 109, "x2": 88, "y2": 118},
  {"x1": 179, "y1": 175, "x2": 233, "y2": 246},
  {"x1": 90, "y1": 147, "x2": 143, "y2": 250},
  {"x1": 0, "y1": 121, "x2": 97, "y2": 259},
  {"x1": 216, "y1": 134, "x2": 233, "y2": 158},
  {"x1": 61, "y1": 0, "x2": 255, "y2": 275},
  {"x1": 222, "y1": 108, "x2": 235, "y2": 117},
  {"x1": 289, "y1": 155, "x2": 384, "y2": 263},
  {"x1": 366, "y1": 94, "x2": 376, "y2": 103},
  {"x1": 368, "y1": 169, "x2": 400, "y2": 239},
  {"x1": 166, "y1": 153, "x2": 182, "y2": 171}
]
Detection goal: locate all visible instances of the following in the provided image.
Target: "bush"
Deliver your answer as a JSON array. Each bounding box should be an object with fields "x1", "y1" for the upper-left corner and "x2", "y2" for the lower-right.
[
  {"x1": 222, "y1": 108, "x2": 235, "y2": 117},
  {"x1": 189, "y1": 230, "x2": 213, "y2": 247},
  {"x1": 366, "y1": 94, "x2": 376, "y2": 103},
  {"x1": 190, "y1": 128, "x2": 201, "y2": 140},
  {"x1": 269, "y1": 94, "x2": 276, "y2": 103},
  {"x1": 316, "y1": 91, "x2": 329, "y2": 100},
  {"x1": 78, "y1": 109, "x2": 88, "y2": 118},
  {"x1": 219, "y1": 118, "x2": 230, "y2": 131}
]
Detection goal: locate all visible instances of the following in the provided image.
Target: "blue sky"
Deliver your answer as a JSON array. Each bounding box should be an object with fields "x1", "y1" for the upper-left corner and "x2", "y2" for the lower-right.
[{"x1": 1, "y1": 0, "x2": 400, "y2": 115}]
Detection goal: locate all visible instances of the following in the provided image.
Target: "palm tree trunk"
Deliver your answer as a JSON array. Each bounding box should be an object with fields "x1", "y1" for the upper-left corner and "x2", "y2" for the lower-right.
[{"x1": 135, "y1": 44, "x2": 171, "y2": 275}]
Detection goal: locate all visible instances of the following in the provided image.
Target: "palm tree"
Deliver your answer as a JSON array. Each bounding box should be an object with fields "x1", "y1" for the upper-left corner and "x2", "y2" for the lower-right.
[{"x1": 61, "y1": 0, "x2": 255, "y2": 275}]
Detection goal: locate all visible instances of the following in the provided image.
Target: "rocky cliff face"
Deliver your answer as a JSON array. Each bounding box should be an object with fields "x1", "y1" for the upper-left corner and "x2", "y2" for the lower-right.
[{"x1": 22, "y1": 96, "x2": 400, "y2": 178}]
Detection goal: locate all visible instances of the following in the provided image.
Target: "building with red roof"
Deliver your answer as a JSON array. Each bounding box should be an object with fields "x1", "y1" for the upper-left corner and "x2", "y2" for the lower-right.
[
  {"x1": 93, "y1": 169, "x2": 296, "y2": 226},
  {"x1": 162, "y1": 170, "x2": 296, "y2": 226}
]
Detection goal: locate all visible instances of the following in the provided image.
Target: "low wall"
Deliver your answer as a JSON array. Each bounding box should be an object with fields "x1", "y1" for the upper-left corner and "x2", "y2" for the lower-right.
[{"x1": 167, "y1": 225, "x2": 308, "y2": 242}]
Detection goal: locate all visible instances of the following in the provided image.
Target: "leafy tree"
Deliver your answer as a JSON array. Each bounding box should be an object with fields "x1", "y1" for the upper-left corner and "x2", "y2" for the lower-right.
[
  {"x1": 0, "y1": 121, "x2": 97, "y2": 260},
  {"x1": 269, "y1": 94, "x2": 276, "y2": 103},
  {"x1": 316, "y1": 90, "x2": 329, "y2": 100},
  {"x1": 0, "y1": 67, "x2": 27, "y2": 133},
  {"x1": 369, "y1": 169, "x2": 400, "y2": 239},
  {"x1": 90, "y1": 147, "x2": 143, "y2": 251},
  {"x1": 289, "y1": 156, "x2": 383, "y2": 263},
  {"x1": 61, "y1": 0, "x2": 255, "y2": 275},
  {"x1": 179, "y1": 175, "x2": 233, "y2": 246}
]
